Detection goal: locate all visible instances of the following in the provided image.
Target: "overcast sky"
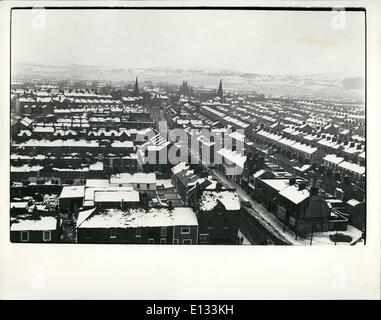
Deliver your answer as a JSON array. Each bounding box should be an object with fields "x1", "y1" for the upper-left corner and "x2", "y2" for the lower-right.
[{"x1": 11, "y1": 9, "x2": 365, "y2": 76}]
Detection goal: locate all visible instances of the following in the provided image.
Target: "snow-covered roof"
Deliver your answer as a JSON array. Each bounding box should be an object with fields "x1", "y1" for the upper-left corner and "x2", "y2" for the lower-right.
[
  {"x1": 76, "y1": 208, "x2": 97, "y2": 227},
  {"x1": 347, "y1": 199, "x2": 361, "y2": 207},
  {"x1": 20, "y1": 117, "x2": 33, "y2": 127},
  {"x1": 59, "y1": 186, "x2": 85, "y2": 199},
  {"x1": 283, "y1": 127, "x2": 295, "y2": 134},
  {"x1": 253, "y1": 169, "x2": 266, "y2": 179},
  {"x1": 278, "y1": 137, "x2": 296, "y2": 147},
  {"x1": 11, "y1": 216, "x2": 57, "y2": 231},
  {"x1": 94, "y1": 190, "x2": 140, "y2": 203},
  {"x1": 16, "y1": 139, "x2": 99, "y2": 148},
  {"x1": 342, "y1": 144, "x2": 363, "y2": 155},
  {"x1": 323, "y1": 154, "x2": 345, "y2": 165},
  {"x1": 86, "y1": 179, "x2": 109, "y2": 188},
  {"x1": 85, "y1": 186, "x2": 134, "y2": 201},
  {"x1": 10, "y1": 202, "x2": 29, "y2": 209},
  {"x1": 171, "y1": 162, "x2": 189, "y2": 175},
  {"x1": 89, "y1": 162, "x2": 104, "y2": 171},
  {"x1": 291, "y1": 142, "x2": 317, "y2": 154},
  {"x1": 53, "y1": 167, "x2": 90, "y2": 172},
  {"x1": 18, "y1": 130, "x2": 32, "y2": 136},
  {"x1": 217, "y1": 148, "x2": 247, "y2": 168},
  {"x1": 199, "y1": 190, "x2": 240, "y2": 211},
  {"x1": 34, "y1": 126, "x2": 54, "y2": 133},
  {"x1": 228, "y1": 131, "x2": 245, "y2": 142},
  {"x1": 278, "y1": 185, "x2": 310, "y2": 204},
  {"x1": 338, "y1": 161, "x2": 365, "y2": 175},
  {"x1": 293, "y1": 164, "x2": 311, "y2": 173},
  {"x1": 109, "y1": 172, "x2": 157, "y2": 185},
  {"x1": 260, "y1": 179, "x2": 290, "y2": 192},
  {"x1": 156, "y1": 179, "x2": 174, "y2": 189},
  {"x1": 77, "y1": 207, "x2": 198, "y2": 229},
  {"x1": 11, "y1": 164, "x2": 43, "y2": 172},
  {"x1": 318, "y1": 139, "x2": 341, "y2": 149},
  {"x1": 111, "y1": 141, "x2": 134, "y2": 148}
]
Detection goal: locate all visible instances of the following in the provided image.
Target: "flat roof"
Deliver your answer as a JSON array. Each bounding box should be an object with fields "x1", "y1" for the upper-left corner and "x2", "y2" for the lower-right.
[
  {"x1": 260, "y1": 178, "x2": 291, "y2": 192},
  {"x1": 94, "y1": 190, "x2": 140, "y2": 203},
  {"x1": 77, "y1": 207, "x2": 198, "y2": 228},
  {"x1": 85, "y1": 179, "x2": 109, "y2": 188},
  {"x1": 59, "y1": 186, "x2": 86, "y2": 199},
  {"x1": 11, "y1": 216, "x2": 57, "y2": 231},
  {"x1": 109, "y1": 172, "x2": 156, "y2": 185},
  {"x1": 85, "y1": 186, "x2": 134, "y2": 201},
  {"x1": 10, "y1": 202, "x2": 29, "y2": 209}
]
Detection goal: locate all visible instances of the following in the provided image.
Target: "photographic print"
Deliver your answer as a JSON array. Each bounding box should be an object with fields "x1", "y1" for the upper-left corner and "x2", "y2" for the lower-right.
[{"x1": 9, "y1": 6, "x2": 366, "y2": 246}]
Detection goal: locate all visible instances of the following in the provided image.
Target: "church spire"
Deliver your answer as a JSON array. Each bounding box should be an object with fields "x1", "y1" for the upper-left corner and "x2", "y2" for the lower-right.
[
  {"x1": 217, "y1": 79, "x2": 223, "y2": 98},
  {"x1": 133, "y1": 76, "x2": 139, "y2": 96}
]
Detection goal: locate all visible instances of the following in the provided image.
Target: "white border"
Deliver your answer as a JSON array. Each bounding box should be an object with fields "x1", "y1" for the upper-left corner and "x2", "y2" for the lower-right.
[{"x1": 0, "y1": 0, "x2": 380, "y2": 300}]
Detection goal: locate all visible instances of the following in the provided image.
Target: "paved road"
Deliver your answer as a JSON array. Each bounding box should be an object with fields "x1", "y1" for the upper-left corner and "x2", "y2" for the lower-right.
[{"x1": 207, "y1": 167, "x2": 293, "y2": 245}]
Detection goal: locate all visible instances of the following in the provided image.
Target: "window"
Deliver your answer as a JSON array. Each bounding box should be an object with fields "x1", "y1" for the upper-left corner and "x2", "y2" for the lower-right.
[
  {"x1": 136, "y1": 228, "x2": 141, "y2": 237},
  {"x1": 109, "y1": 229, "x2": 116, "y2": 239},
  {"x1": 160, "y1": 238, "x2": 166, "y2": 244},
  {"x1": 208, "y1": 218, "x2": 213, "y2": 228},
  {"x1": 180, "y1": 227, "x2": 190, "y2": 235},
  {"x1": 21, "y1": 231, "x2": 29, "y2": 242},
  {"x1": 199, "y1": 234, "x2": 209, "y2": 242},
  {"x1": 43, "y1": 231, "x2": 51, "y2": 242},
  {"x1": 223, "y1": 218, "x2": 229, "y2": 228},
  {"x1": 173, "y1": 239, "x2": 179, "y2": 244},
  {"x1": 160, "y1": 227, "x2": 167, "y2": 237},
  {"x1": 148, "y1": 238, "x2": 155, "y2": 244},
  {"x1": 147, "y1": 183, "x2": 150, "y2": 189},
  {"x1": 183, "y1": 239, "x2": 192, "y2": 245},
  {"x1": 136, "y1": 183, "x2": 140, "y2": 189}
]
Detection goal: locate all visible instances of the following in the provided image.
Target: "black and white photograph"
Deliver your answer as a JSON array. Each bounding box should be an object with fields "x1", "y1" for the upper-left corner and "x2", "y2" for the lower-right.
[
  {"x1": 1, "y1": 0, "x2": 380, "y2": 301},
  {"x1": 8, "y1": 6, "x2": 367, "y2": 246}
]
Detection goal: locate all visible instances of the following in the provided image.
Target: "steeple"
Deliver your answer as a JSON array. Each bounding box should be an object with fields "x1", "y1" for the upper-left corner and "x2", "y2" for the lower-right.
[
  {"x1": 133, "y1": 76, "x2": 139, "y2": 96},
  {"x1": 180, "y1": 80, "x2": 190, "y2": 95},
  {"x1": 217, "y1": 79, "x2": 223, "y2": 98}
]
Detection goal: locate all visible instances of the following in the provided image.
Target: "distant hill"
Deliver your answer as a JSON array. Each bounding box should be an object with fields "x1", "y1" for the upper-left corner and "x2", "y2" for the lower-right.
[
  {"x1": 12, "y1": 62, "x2": 365, "y2": 99},
  {"x1": 342, "y1": 77, "x2": 365, "y2": 91}
]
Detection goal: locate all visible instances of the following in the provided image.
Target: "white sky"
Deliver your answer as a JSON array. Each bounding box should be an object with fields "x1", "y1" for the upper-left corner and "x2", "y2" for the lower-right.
[{"x1": 11, "y1": 9, "x2": 365, "y2": 76}]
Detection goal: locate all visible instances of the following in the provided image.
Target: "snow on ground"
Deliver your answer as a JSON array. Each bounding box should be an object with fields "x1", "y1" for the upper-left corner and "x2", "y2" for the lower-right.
[
  {"x1": 238, "y1": 230, "x2": 252, "y2": 245},
  {"x1": 210, "y1": 168, "x2": 363, "y2": 246}
]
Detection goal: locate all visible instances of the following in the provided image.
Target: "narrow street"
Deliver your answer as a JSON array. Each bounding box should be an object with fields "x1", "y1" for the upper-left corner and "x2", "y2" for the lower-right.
[
  {"x1": 207, "y1": 167, "x2": 362, "y2": 246},
  {"x1": 207, "y1": 167, "x2": 293, "y2": 244}
]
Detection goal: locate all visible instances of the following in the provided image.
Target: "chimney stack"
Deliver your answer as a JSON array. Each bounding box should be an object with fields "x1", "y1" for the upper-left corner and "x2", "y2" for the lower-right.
[
  {"x1": 298, "y1": 181, "x2": 308, "y2": 190},
  {"x1": 310, "y1": 186, "x2": 319, "y2": 196}
]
